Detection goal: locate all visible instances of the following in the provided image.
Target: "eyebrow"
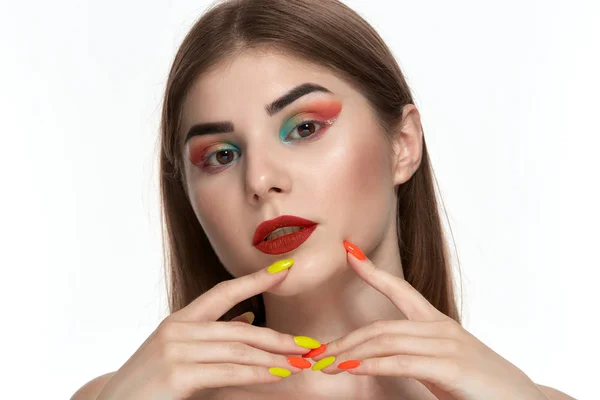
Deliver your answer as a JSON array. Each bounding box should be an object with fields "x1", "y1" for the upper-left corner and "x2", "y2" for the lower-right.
[{"x1": 183, "y1": 82, "x2": 332, "y2": 145}]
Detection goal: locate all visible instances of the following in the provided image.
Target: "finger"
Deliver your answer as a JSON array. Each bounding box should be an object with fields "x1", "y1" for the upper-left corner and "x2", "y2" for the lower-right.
[
  {"x1": 344, "y1": 354, "x2": 459, "y2": 390},
  {"x1": 343, "y1": 240, "x2": 444, "y2": 321},
  {"x1": 175, "y1": 259, "x2": 294, "y2": 322},
  {"x1": 173, "y1": 363, "x2": 295, "y2": 395},
  {"x1": 312, "y1": 319, "x2": 446, "y2": 361},
  {"x1": 163, "y1": 341, "x2": 309, "y2": 374},
  {"x1": 317, "y1": 334, "x2": 458, "y2": 375},
  {"x1": 158, "y1": 320, "x2": 318, "y2": 355}
]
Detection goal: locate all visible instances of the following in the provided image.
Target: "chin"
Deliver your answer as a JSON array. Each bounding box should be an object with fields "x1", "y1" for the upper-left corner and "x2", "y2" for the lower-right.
[{"x1": 265, "y1": 243, "x2": 349, "y2": 296}]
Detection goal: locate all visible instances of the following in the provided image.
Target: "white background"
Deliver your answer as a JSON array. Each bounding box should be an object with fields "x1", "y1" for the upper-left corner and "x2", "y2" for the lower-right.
[{"x1": 1, "y1": 0, "x2": 598, "y2": 398}]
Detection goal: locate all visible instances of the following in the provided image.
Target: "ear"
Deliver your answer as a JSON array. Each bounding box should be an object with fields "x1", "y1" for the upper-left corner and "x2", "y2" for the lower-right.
[{"x1": 391, "y1": 104, "x2": 424, "y2": 186}]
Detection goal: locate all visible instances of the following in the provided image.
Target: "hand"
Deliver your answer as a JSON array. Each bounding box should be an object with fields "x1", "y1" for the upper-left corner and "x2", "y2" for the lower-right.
[
  {"x1": 310, "y1": 241, "x2": 549, "y2": 400},
  {"x1": 96, "y1": 259, "x2": 318, "y2": 400}
]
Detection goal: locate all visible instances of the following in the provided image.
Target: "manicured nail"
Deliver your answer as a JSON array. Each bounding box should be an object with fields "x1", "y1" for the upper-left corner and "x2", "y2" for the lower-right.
[
  {"x1": 343, "y1": 240, "x2": 366, "y2": 260},
  {"x1": 230, "y1": 311, "x2": 255, "y2": 324},
  {"x1": 269, "y1": 367, "x2": 291, "y2": 378},
  {"x1": 294, "y1": 336, "x2": 321, "y2": 349},
  {"x1": 312, "y1": 356, "x2": 336, "y2": 371},
  {"x1": 338, "y1": 360, "x2": 361, "y2": 370},
  {"x1": 268, "y1": 259, "x2": 294, "y2": 274},
  {"x1": 287, "y1": 356, "x2": 311, "y2": 369},
  {"x1": 302, "y1": 343, "x2": 327, "y2": 358}
]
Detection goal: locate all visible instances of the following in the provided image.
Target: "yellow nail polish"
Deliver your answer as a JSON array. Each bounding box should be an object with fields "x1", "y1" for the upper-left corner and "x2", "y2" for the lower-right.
[
  {"x1": 294, "y1": 335, "x2": 321, "y2": 349},
  {"x1": 269, "y1": 367, "x2": 291, "y2": 378},
  {"x1": 312, "y1": 356, "x2": 336, "y2": 371},
  {"x1": 267, "y1": 259, "x2": 294, "y2": 274},
  {"x1": 240, "y1": 311, "x2": 255, "y2": 325}
]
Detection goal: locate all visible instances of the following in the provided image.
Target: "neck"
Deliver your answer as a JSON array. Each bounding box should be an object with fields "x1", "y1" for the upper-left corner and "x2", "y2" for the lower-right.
[
  {"x1": 262, "y1": 227, "x2": 406, "y2": 341},
  {"x1": 258, "y1": 222, "x2": 428, "y2": 397}
]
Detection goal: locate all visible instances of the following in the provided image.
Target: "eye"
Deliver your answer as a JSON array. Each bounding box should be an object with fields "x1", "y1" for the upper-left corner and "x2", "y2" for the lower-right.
[
  {"x1": 283, "y1": 120, "x2": 324, "y2": 142},
  {"x1": 204, "y1": 147, "x2": 241, "y2": 169}
]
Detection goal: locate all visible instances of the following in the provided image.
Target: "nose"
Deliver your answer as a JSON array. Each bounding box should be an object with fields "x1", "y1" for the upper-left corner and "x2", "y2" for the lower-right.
[{"x1": 244, "y1": 145, "x2": 292, "y2": 206}]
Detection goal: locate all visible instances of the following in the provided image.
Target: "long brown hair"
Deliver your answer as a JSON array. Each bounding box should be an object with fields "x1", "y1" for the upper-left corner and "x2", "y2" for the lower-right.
[{"x1": 158, "y1": 0, "x2": 462, "y2": 326}]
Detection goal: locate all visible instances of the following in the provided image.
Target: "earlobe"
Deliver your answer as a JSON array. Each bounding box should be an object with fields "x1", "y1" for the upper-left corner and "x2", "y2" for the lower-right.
[{"x1": 391, "y1": 104, "x2": 424, "y2": 186}]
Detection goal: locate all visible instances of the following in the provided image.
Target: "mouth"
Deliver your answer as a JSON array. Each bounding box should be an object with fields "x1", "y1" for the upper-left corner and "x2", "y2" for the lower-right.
[{"x1": 253, "y1": 215, "x2": 318, "y2": 255}]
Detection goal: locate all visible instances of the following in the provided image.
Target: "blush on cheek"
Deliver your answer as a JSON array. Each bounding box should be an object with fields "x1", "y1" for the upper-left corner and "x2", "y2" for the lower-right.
[
  {"x1": 338, "y1": 131, "x2": 394, "y2": 236},
  {"x1": 353, "y1": 146, "x2": 389, "y2": 201},
  {"x1": 190, "y1": 189, "x2": 224, "y2": 234},
  {"x1": 190, "y1": 189, "x2": 249, "y2": 275}
]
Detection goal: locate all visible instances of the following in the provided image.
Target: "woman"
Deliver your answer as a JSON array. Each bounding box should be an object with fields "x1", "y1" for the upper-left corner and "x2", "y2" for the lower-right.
[{"x1": 72, "y1": 0, "x2": 574, "y2": 398}]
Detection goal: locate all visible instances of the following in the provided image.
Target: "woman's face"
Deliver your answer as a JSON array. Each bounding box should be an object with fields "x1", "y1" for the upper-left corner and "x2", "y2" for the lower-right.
[{"x1": 180, "y1": 49, "x2": 413, "y2": 295}]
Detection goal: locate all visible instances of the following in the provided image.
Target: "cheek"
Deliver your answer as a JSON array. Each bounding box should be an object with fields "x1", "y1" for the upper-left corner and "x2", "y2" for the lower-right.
[
  {"x1": 189, "y1": 185, "x2": 241, "y2": 249},
  {"x1": 309, "y1": 128, "x2": 394, "y2": 233}
]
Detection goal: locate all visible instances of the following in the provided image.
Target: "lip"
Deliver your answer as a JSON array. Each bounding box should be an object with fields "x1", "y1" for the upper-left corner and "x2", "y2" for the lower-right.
[{"x1": 253, "y1": 215, "x2": 318, "y2": 255}]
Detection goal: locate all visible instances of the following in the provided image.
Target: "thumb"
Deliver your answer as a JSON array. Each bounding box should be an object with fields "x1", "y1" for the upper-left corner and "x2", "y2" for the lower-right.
[{"x1": 229, "y1": 311, "x2": 255, "y2": 324}]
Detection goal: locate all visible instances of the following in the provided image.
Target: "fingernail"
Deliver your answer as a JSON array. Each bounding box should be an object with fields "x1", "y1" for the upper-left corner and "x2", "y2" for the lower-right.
[
  {"x1": 269, "y1": 367, "x2": 291, "y2": 378},
  {"x1": 338, "y1": 360, "x2": 361, "y2": 370},
  {"x1": 268, "y1": 259, "x2": 294, "y2": 274},
  {"x1": 294, "y1": 335, "x2": 321, "y2": 349},
  {"x1": 302, "y1": 343, "x2": 327, "y2": 358},
  {"x1": 312, "y1": 356, "x2": 336, "y2": 371},
  {"x1": 230, "y1": 311, "x2": 255, "y2": 324},
  {"x1": 287, "y1": 356, "x2": 311, "y2": 369},
  {"x1": 343, "y1": 240, "x2": 366, "y2": 260}
]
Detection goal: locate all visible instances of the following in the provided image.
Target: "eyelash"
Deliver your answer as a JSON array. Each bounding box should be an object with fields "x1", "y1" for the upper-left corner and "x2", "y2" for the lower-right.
[{"x1": 200, "y1": 118, "x2": 330, "y2": 173}]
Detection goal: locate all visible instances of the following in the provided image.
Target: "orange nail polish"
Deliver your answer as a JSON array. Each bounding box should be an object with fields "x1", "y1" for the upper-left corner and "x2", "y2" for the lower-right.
[
  {"x1": 302, "y1": 343, "x2": 327, "y2": 358},
  {"x1": 343, "y1": 240, "x2": 366, "y2": 260},
  {"x1": 287, "y1": 356, "x2": 312, "y2": 369},
  {"x1": 338, "y1": 360, "x2": 361, "y2": 370}
]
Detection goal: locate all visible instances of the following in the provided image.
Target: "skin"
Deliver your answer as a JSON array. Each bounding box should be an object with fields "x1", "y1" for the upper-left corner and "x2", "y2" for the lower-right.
[
  {"x1": 180, "y1": 48, "x2": 421, "y2": 396},
  {"x1": 71, "y1": 48, "x2": 574, "y2": 400},
  {"x1": 176, "y1": 48, "x2": 572, "y2": 398}
]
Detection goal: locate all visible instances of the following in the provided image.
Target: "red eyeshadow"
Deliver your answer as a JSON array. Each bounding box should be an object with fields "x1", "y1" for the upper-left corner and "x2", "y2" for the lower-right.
[{"x1": 301, "y1": 98, "x2": 342, "y2": 121}]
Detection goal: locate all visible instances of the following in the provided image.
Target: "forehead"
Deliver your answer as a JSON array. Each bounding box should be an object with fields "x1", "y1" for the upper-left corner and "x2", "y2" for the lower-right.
[{"x1": 181, "y1": 50, "x2": 357, "y2": 128}]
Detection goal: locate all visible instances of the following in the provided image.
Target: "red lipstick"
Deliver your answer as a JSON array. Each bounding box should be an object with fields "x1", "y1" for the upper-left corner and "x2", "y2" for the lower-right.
[{"x1": 253, "y1": 215, "x2": 318, "y2": 255}]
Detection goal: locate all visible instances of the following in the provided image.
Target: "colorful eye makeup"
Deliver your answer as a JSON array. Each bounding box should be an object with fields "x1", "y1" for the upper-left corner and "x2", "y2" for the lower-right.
[
  {"x1": 198, "y1": 143, "x2": 241, "y2": 172},
  {"x1": 189, "y1": 98, "x2": 343, "y2": 173},
  {"x1": 279, "y1": 98, "x2": 342, "y2": 142}
]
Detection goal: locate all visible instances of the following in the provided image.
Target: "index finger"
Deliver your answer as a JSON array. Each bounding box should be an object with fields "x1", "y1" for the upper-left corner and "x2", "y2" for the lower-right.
[
  {"x1": 344, "y1": 241, "x2": 444, "y2": 321},
  {"x1": 175, "y1": 258, "x2": 294, "y2": 322}
]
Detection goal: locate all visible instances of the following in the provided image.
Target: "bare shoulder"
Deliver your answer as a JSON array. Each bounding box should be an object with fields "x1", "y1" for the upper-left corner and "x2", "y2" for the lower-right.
[
  {"x1": 536, "y1": 384, "x2": 577, "y2": 400},
  {"x1": 70, "y1": 372, "x2": 116, "y2": 400}
]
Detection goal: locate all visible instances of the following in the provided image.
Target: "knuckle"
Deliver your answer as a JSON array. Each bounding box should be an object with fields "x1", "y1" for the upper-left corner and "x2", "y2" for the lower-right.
[
  {"x1": 214, "y1": 280, "x2": 229, "y2": 291},
  {"x1": 246, "y1": 365, "x2": 265, "y2": 381},
  {"x1": 214, "y1": 280, "x2": 236, "y2": 302},
  {"x1": 164, "y1": 364, "x2": 186, "y2": 394},
  {"x1": 254, "y1": 366, "x2": 267, "y2": 381},
  {"x1": 160, "y1": 342, "x2": 181, "y2": 362},
  {"x1": 443, "y1": 338, "x2": 462, "y2": 356},
  {"x1": 371, "y1": 319, "x2": 390, "y2": 335},
  {"x1": 445, "y1": 358, "x2": 464, "y2": 380},
  {"x1": 393, "y1": 355, "x2": 410, "y2": 370},
  {"x1": 156, "y1": 320, "x2": 179, "y2": 342},
  {"x1": 165, "y1": 365, "x2": 199, "y2": 400},
  {"x1": 441, "y1": 319, "x2": 461, "y2": 338},
  {"x1": 378, "y1": 333, "x2": 397, "y2": 346},
  {"x1": 228, "y1": 342, "x2": 250, "y2": 358},
  {"x1": 218, "y1": 363, "x2": 238, "y2": 376},
  {"x1": 248, "y1": 271, "x2": 261, "y2": 285}
]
